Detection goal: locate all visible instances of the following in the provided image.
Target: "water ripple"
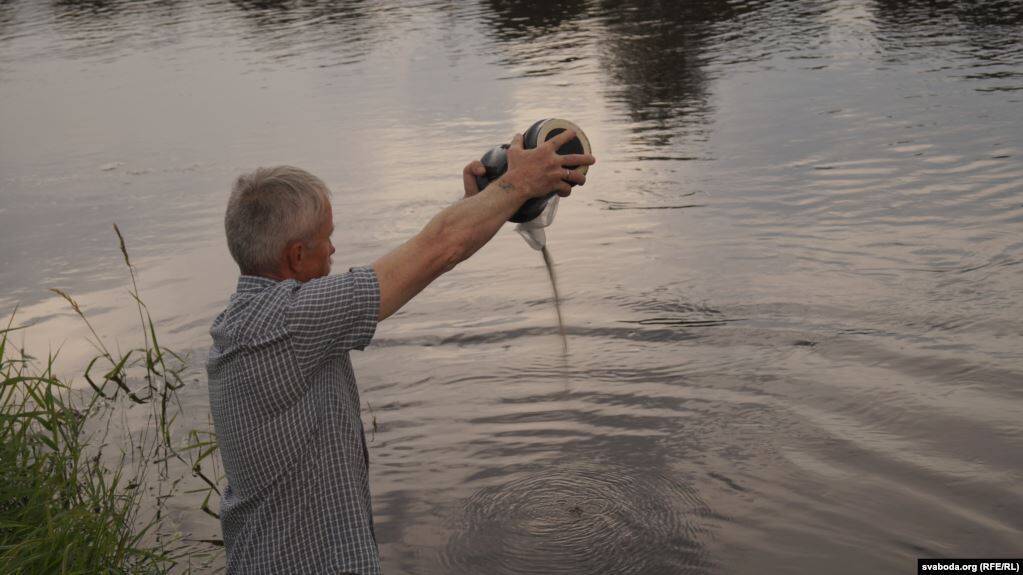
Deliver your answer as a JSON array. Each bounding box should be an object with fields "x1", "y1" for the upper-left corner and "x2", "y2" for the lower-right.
[{"x1": 442, "y1": 461, "x2": 715, "y2": 575}]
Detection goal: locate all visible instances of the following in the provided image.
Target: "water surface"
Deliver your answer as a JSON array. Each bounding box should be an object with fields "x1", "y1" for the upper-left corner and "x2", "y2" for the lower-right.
[{"x1": 1, "y1": 1, "x2": 1021, "y2": 573}]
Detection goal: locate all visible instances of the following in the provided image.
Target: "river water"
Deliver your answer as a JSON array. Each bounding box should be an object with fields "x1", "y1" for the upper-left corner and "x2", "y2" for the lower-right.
[{"x1": 1, "y1": 1, "x2": 1021, "y2": 573}]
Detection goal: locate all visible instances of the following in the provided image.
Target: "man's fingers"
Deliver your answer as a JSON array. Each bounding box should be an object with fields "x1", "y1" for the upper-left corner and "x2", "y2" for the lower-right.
[
  {"x1": 559, "y1": 153, "x2": 596, "y2": 167},
  {"x1": 463, "y1": 160, "x2": 485, "y2": 176},
  {"x1": 463, "y1": 161, "x2": 484, "y2": 196},
  {"x1": 544, "y1": 128, "x2": 577, "y2": 151},
  {"x1": 564, "y1": 170, "x2": 587, "y2": 186},
  {"x1": 556, "y1": 182, "x2": 573, "y2": 196}
]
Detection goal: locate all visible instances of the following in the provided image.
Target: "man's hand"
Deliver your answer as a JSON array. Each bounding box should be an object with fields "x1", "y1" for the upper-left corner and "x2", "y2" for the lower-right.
[
  {"x1": 373, "y1": 130, "x2": 596, "y2": 322},
  {"x1": 503, "y1": 129, "x2": 596, "y2": 199},
  {"x1": 462, "y1": 160, "x2": 486, "y2": 198}
]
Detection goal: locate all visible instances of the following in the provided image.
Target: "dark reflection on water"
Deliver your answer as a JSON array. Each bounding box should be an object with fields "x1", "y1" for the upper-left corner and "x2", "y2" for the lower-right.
[
  {"x1": 476, "y1": 0, "x2": 594, "y2": 86},
  {"x1": 874, "y1": 0, "x2": 1023, "y2": 39},
  {"x1": 48, "y1": 0, "x2": 187, "y2": 57},
  {"x1": 872, "y1": 0, "x2": 1023, "y2": 93},
  {"x1": 0, "y1": 0, "x2": 13, "y2": 28},
  {"x1": 40, "y1": 0, "x2": 398, "y2": 66},
  {"x1": 481, "y1": 0, "x2": 588, "y2": 41},
  {"x1": 479, "y1": 0, "x2": 760, "y2": 152},
  {"x1": 595, "y1": 0, "x2": 751, "y2": 152},
  {"x1": 228, "y1": 0, "x2": 386, "y2": 65},
  {"x1": 2, "y1": 0, "x2": 1023, "y2": 573}
]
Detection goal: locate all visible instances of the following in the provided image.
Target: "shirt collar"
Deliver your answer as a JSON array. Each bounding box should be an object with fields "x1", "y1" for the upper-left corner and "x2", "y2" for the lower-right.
[{"x1": 236, "y1": 275, "x2": 280, "y2": 294}]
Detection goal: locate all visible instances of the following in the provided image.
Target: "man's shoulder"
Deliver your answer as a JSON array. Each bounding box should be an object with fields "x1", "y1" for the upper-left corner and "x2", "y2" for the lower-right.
[
  {"x1": 210, "y1": 268, "x2": 380, "y2": 356},
  {"x1": 211, "y1": 279, "x2": 298, "y2": 347}
]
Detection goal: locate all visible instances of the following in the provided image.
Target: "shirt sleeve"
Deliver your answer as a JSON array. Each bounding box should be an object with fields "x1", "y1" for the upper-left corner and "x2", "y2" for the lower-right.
[{"x1": 285, "y1": 266, "x2": 380, "y2": 368}]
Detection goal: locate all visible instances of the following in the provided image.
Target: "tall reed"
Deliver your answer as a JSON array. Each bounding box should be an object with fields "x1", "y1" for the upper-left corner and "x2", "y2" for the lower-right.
[{"x1": 0, "y1": 225, "x2": 224, "y2": 574}]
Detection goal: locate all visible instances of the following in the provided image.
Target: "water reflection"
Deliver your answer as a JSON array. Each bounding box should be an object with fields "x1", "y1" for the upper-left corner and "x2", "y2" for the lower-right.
[
  {"x1": 48, "y1": 0, "x2": 187, "y2": 58},
  {"x1": 595, "y1": 0, "x2": 744, "y2": 151},
  {"x1": 53, "y1": 0, "x2": 120, "y2": 17},
  {"x1": 872, "y1": 0, "x2": 1023, "y2": 75},
  {"x1": 43, "y1": 0, "x2": 394, "y2": 66},
  {"x1": 480, "y1": 0, "x2": 589, "y2": 42},
  {"x1": 478, "y1": 0, "x2": 765, "y2": 153},
  {"x1": 229, "y1": 0, "x2": 385, "y2": 65},
  {"x1": 0, "y1": 0, "x2": 13, "y2": 35},
  {"x1": 873, "y1": 0, "x2": 1023, "y2": 30}
]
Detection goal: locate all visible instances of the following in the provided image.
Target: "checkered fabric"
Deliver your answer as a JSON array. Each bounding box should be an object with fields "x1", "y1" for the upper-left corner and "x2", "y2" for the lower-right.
[{"x1": 206, "y1": 266, "x2": 381, "y2": 574}]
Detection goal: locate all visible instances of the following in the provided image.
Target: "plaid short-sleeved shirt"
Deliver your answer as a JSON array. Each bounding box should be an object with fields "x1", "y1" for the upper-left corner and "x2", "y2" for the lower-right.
[{"x1": 206, "y1": 266, "x2": 381, "y2": 574}]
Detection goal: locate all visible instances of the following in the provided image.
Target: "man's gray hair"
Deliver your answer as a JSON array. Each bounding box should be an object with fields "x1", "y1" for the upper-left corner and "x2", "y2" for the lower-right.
[{"x1": 225, "y1": 166, "x2": 332, "y2": 275}]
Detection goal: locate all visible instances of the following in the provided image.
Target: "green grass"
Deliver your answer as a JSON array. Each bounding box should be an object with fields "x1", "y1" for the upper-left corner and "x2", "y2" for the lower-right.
[{"x1": 0, "y1": 225, "x2": 223, "y2": 574}]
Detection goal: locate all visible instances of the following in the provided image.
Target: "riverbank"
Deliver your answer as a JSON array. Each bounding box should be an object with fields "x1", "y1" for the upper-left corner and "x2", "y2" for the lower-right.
[{"x1": 0, "y1": 228, "x2": 223, "y2": 573}]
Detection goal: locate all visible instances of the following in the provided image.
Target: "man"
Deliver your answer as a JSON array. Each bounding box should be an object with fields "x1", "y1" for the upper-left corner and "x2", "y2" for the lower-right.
[{"x1": 206, "y1": 130, "x2": 596, "y2": 574}]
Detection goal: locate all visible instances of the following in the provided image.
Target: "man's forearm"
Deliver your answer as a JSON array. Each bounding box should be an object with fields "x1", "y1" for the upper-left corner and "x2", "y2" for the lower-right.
[
  {"x1": 425, "y1": 173, "x2": 533, "y2": 267},
  {"x1": 371, "y1": 174, "x2": 532, "y2": 321}
]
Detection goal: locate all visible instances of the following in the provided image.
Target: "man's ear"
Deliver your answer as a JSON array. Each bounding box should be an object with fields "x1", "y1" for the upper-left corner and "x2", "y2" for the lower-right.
[{"x1": 284, "y1": 240, "x2": 305, "y2": 274}]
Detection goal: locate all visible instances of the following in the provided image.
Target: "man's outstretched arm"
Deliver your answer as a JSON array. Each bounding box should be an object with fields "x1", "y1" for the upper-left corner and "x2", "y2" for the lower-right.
[{"x1": 372, "y1": 129, "x2": 596, "y2": 321}]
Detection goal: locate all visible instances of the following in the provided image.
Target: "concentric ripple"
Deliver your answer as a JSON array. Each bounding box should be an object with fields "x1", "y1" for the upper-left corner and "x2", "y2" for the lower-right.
[{"x1": 442, "y1": 462, "x2": 714, "y2": 575}]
